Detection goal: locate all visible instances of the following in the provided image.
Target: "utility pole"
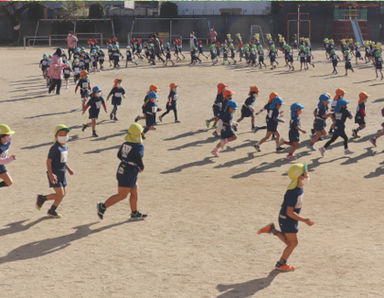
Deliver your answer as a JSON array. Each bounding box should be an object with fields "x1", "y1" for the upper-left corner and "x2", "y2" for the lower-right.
[{"x1": 297, "y1": 4, "x2": 301, "y2": 42}]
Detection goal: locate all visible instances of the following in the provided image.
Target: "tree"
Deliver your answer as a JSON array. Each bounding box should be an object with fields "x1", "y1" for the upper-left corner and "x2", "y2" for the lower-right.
[
  {"x1": 160, "y1": 2, "x2": 178, "y2": 18},
  {"x1": 0, "y1": 2, "x2": 35, "y2": 43},
  {"x1": 89, "y1": 3, "x2": 104, "y2": 19}
]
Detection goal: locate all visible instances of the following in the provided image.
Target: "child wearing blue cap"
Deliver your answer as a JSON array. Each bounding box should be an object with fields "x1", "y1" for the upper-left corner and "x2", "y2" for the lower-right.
[
  {"x1": 142, "y1": 91, "x2": 161, "y2": 139},
  {"x1": 211, "y1": 90, "x2": 238, "y2": 157},
  {"x1": 258, "y1": 163, "x2": 314, "y2": 272},
  {"x1": 254, "y1": 96, "x2": 285, "y2": 152},
  {"x1": 319, "y1": 98, "x2": 353, "y2": 156},
  {"x1": 62, "y1": 62, "x2": 72, "y2": 89},
  {"x1": 97, "y1": 123, "x2": 147, "y2": 220},
  {"x1": 0, "y1": 124, "x2": 16, "y2": 188},
  {"x1": 279, "y1": 103, "x2": 306, "y2": 160},
  {"x1": 308, "y1": 94, "x2": 332, "y2": 150},
  {"x1": 36, "y1": 125, "x2": 74, "y2": 218},
  {"x1": 39, "y1": 54, "x2": 49, "y2": 80},
  {"x1": 82, "y1": 86, "x2": 107, "y2": 137}
]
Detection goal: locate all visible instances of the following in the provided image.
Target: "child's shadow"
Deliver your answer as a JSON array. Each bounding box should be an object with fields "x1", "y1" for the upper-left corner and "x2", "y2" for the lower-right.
[{"x1": 216, "y1": 270, "x2": 281, "y2": 298}]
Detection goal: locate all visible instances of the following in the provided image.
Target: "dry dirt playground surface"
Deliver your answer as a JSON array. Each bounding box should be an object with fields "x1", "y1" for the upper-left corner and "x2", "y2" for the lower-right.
[{"x1": 0, "y1": 47, "x2": 383, "y2": 298}]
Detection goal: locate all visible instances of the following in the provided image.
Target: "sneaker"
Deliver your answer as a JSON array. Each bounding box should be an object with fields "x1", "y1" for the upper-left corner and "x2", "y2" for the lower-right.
[
  {"x1": 253, "y1": 126, "x2": 259, "y2": 134},
  {"x1": 131, "y1": 210, "x2": 147, "y2": 220},
  {"x1": 159, "y1": 116, "x2": 163, "y2": 123},
  {"x1": 92, "y1": 131, "x2": 99, "y2": 137},
  {"x1": 254, "y1": 143, "x2": 261, "y2": 152},
  {"x1": 307, "y1": 144, "x2": 316, "y2": 151},
  {"x1": 352, "y1": 129, "x2": 358, "y2": 138},
  {"x1": 286, "y1": 155, "x2": 297, "y2": 161},
  {"x1": 319, "y1": 147, "x2": 326, "y2": 157},
  {"x1": 36, "y1": 195, "x2": 46, "y2": 210},
  {"x1": 276, "y1": 264, "x2": 295, "y2": 272},
  {"x1": 370, "y1": 138, "x2": 377, "y2": 147},
  {"x1": 47, "y1": 209, "x2": 62, "y2": 218},
  {"x1": 113, "y1": 116, "x2": 118, "y2": 121},
  {"x1": 212, "y1": 131, "x2": 219, "y2": 138},
  {"x1": 344, "y1": 149, "x2": 353, "y2": 155},
  {"x1": 278, "y1": 138, "x2": 285, "y2": 147},
  {"x1": 211, "y1": 149, "x2": 219, "y2": 157},
  {"x1": 276, "y1": 146, "x2": 285, "y2": 152},
  {"x1": 205, "y1": 120, "x2": 210, "y2": 128},
  {"x1": 97, "y1": 203, "x2": 106, "y2": 220},
  {"x1": 134, "y1": 115, "x2": 140, "y2": 122},
  {"x1": 175, "y1": 120, "x2": 181, "y2": 123},
  {"x1": 257, "y1": 223, "x2": 275, "y2": 234},
  {"x1": 82, "y1": 124, "x2": 87, "y2": 132},
  {"x1": 233, "y1": 125, "x2": 238, "y2": 132},
  {"x1": 110, "y1": 113, "x2": 113, "y2": 120}
]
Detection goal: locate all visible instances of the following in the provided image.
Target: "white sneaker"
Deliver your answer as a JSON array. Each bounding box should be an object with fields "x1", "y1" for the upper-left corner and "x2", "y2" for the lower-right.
[
  {"x1": 307, "y1": 144, "x2": 316, "y2": 151},
  {"x1": 319, "y1": 147, "x2": 326, "y2": 157},
  {"x1": 211, "y1": 149, "x2": 219, "y2": 157},
  {"x1": 278, "y1": 138, "x2": 285, "y2": 147},
  {"x1": 286, "y1": 155, "x2": 297, "y2": 161},
  {"x1": 344, "y1": 149, "x2": 353, "y2": 155}
]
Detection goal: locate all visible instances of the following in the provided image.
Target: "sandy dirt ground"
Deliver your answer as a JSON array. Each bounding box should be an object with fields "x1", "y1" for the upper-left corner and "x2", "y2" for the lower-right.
[{"x1": 0, "y1": 46, "x2": 383, "y2": 298}]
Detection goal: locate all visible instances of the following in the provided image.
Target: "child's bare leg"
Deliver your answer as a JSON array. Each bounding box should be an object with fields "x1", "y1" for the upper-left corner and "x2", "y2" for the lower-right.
[
  {"x1": 104, "y1": 187, "x2": 130, "y2": 208},
  {"x1": 251, "y1": 115, "x2": 255, "y2": 128},
  {"x1": 281, "y1": 233, "x2": 298, "y2": 261},
  {"x1": 46, "y1": 187, "x2": 66, "y2": 207},
  {"x1": 258, "y1": 131, "x2": 272, "y2": 145},
  {"x1": 274, "y1": 132, "x2": 280, "y2": 146},
  {"x1": 0, "y1": 172, "x2": 13, "y2": 186},
  {"x1": 129, "y1": 186, "x2": 138, "y2": 212},
  {"x1": 288, "y1": 142, "x2": 298, "y2": 156},
  {"x1": 91, "y1": 119, "x2": 96, "y2": 131}
]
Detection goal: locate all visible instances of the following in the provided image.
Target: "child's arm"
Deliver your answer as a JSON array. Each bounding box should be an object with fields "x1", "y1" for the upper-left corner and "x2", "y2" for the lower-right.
[
  {"x1": 103, "y1": 102, "x2": 107, "y2": 113},
  {"x1": 255, "y1": 108, "x2": 264, "y2": 116},
  {"x1": 65, "y1": 164, "x2": 74, "y2": 175},
  {"x1": 286, "y1": 206, "x2": 314, "y2": 226},
  {"x1": 0, "y1": 155, "x2": 16, "y2": 165},
  {"x1": 46, "y1": 158, "x2": 58, "y2": 184},
  {"x1": 75, "y1": 82, "x2": 79, "y2": 93},
  {"x1": 106, "y1": 89, "x2": 113, "y2": 101},
  {"x1": 296, "y1": 126, "x2": 306, "y2": 134},
  {"x1": 82, "y1": 104, "x2": 89, "y2": 114}
]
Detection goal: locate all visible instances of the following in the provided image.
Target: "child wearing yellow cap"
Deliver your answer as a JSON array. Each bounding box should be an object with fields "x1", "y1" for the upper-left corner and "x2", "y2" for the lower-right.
[
  {"x1": 0, "y1": 124, "x2": 16, "y2": 188},
  {"x1": 36, "y1": 125, "x2": 74, "y2": 218},
  {"x1": 258, "y1": 163, "x2": 314, "y2": 272},
  {"x1": 97, "y1": 123, "x2": 147, "y2": 220}
]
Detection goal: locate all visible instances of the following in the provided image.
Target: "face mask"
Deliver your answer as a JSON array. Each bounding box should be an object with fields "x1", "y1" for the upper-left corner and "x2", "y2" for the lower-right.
[
  {"x1": 303, "y1": 177, "x2": 310, "y2": 184},
  {"x1": 57, "y1": 135, "x2": 69, "y2": 144},
  {"x1": 117, "y1": 84, "x2": 122, "y2": 88},
  {"x1": 4, "y1": 135, "x2": 12, "y2": 144},
  {"x1": 95, "y1": 92, "x2": 101, "y2": 98}
]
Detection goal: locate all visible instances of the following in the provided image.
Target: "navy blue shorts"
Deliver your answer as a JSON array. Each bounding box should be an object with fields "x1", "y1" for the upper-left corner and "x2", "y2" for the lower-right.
[
  {"x1": 74, "y1": 74, "x2": 80, "y2": 81},
  {"x1": 89, "y1": 110, "x2": 100, "y2": 119},
  {"x1": 355, "y1": 115, "x2": 365, "y2": 125},
  {"x1": 279, "y1": 216, "x2": 298, "y2": 234},
  {"x1": 166, "y1": 53, "x2": 171, "y2": 59},
  {"x1": 116, "y1": 164, "x2": 138, "y2": 188},
  {"x1": 47, "y1": 171, "x2": 67, "y2": 188},
  {"x1": 332, "y1": 61, "x2": 338, "y2": 67},
  {"x1": 80, "y1": 90, "x2": 89, "y2": 98},
  {"x1": 112, "y1": 97, "x2": 122, "y2": 106},
  {"x1": 241, "y1": 106, "x2": 252, "y2": 118},
  {"x1": 300, "y1": 57, "x2": 306, "y2": 63},
  {"x1": 314, "y1": 119, "x2": 326, "y2": 131},
  {"x1": 64, "y1": 74, "x2": 70, "y2": 79},
  {"x1": 345, "y1": 62, "x2": 352, "y2": 69},
  {"x1": 289, "y1": 130, "x2": 300, "y2": 143},
  {"x1": 267, "y1": 122, "x2": 278, "y2": 133},
  {"x1": 0, "y1": 165, "x2": 7, "y2": 174},
  {"x1": 146, "y1": 114, "x2": 156, "y2": 127},
  {"x1": 212, "y1": 105, "x2": 221, "y2": 117},
  {"x1": 221, "y1": 125, "x2": 235, "y2": 139}
]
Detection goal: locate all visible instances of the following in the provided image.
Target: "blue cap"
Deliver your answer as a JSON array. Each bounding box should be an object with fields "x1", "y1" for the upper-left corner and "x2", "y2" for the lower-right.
[
  {"x1": 319, "y1": 93, "x2": 331, "y2": 102},
  {"x1": 290, "y1": 102, "x2": 304, "y2": 118},
  {"x1": 43, "y1": 54, "x2": 47, "y2": 58},
  {"x1": 92, "y1": 86, "x2": 102, "y2": 93},
  {"x1": 227, "y1": 99, "x2": 238, "y2": 110},
  {"x1": 335, "y1": 99, "x2": 350, "y2": 113},
  {"x1": 147, "y1": 91, "x2": 158, "y2": 99}
]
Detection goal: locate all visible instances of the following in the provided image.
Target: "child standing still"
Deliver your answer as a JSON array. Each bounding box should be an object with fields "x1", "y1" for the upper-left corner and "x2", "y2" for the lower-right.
[
  {"x1": 36, "y1": 125, "x2": 74, "y2": 218},
  {"x1": 0, "y1": 124, "x2": 16, "y2": 188},
  {"x1": 159, "y1": 83, "x2": 180, "y2": 123},
  {"x1": 107, "y1": 79, "x2": 126, "y2": 121},
  {"x1": 258, "y1": 163, "x2": 314, "y2": 272},
  {"x1": 82, "y1": 86, "x2": 107, "y2": 137}
]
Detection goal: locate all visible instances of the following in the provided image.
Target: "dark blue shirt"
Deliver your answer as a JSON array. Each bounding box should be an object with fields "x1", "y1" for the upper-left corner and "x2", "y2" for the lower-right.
[
  {"x1": 118, "y1": 142, "x2": 144, "y2": 171},
  {"x1": 290, "y1": 115, "x2": 300, "y2": 132},
  {"x1": 244, "y1": 96, "x2": 256, "y2": 107},
  {"x1": 0, "y1": 142, "x2": 10, "y2": 160},
  {"x1": 48, "y1": 142, "x2": 68, "y2": 173},
  {"x1": 108, "y1": 87, "x2": 125, "y2": 101},
  {"x1": 335, "y1": 108, "x2": 352, "y2": 130},
  {"x1": 86, "y1": 96, "x2": 105, "y2": 114},
  {"x1": 280, "y1": 187, "x2": 304, "y2": 217},
  {"x1": 219, "y1": 109, "x2": 233, "y2": 126}
]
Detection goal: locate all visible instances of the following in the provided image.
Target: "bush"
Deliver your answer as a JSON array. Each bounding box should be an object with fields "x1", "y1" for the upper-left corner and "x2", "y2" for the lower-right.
[
  {"x1": 160, "y1": 2, "x2": 178, "y2": 18},
  {"x1": 89, "y1": 3, "x2": 104, "y2": 19}
]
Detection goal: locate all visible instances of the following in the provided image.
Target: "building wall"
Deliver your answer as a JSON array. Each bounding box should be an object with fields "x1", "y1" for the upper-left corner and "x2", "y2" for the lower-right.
[{"x1": 171, "y1": 1, "x2": 271, "y2": 16}]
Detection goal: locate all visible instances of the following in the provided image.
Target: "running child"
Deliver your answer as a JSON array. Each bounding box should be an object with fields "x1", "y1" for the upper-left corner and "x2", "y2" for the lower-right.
[
  {"x1": 268, "y1": 44, "x2": 278, "y2": 69},
  {"x1": 36, "y1": 125, "x2": 74, "y2": 218},
  {"x1": 62, "y1": 62, "x2": 72, "y2": 89},
  {"x1": 39, "y1": 54, "x2": 49, "y2": 80},
  {"x1": 370, "y1": 108, "x2": 384, "y2": 147},
  {"x1": 107, "y1": 79, "x2": 126, "y2": 121},
  {"x1": 211, "y1": 93, "x2": 238, "y2": 157},
  {"x1": 330, "y1": 49, "x2": 341, "y2": 74},
  {"x1": 352, "y1": 92, "x2": 369, "y2": 138},
  {"x1": 125, "y1": 45, "x2": 138, "y2": 67},
  {"x1": 98, "y1": 47, "x2": 105, "y2": 70},
  {"x1": 82, "y1": 86, "x2": 107, "y2": 137},
  {"x1": 222, "y1": 43, "x2": 230, "y2": 65},
  {"x1": 254, "y1": 96, "x2": 285, "y2": 152},
  {"x1": 354, "y1": 42, "x2": 363, "y2": 64},
  {"x1": 134, "y1": 85, "x2": 160, "y2": 123},
  {"x1": 97, "y1": 123, "x2": 147, "y2": 220},
  {"x1": 229, "y1": 43, "x2": 237, "y2": 64},
  {"x1": 72, "y1": 59, "x2": 81, "y2": 83},
  {"x1": 205, "y1": 83, "x2": 228, "y2": 128},
  {"x1": 307, "y1": 94, "x2": 332, "y2": 151},
  {"x1": 142, "y1": 91, "x2": 161, "y2": 139},
  {"x1": 329, "y1": 88, "x2": 346, "y2": 134},
  {"x1": 298, "y1": 45, "x2": 307, "y2": 71},
  {"x1": 75, "y1": 70, "x2": 91, "y2": 109},
  {"x1": 257, "y1": 45, "x2": 266, "y2": 69},
  {"x1": 344, "y1": 50, "x2": 354, "y2": 76},
  {"x1": 254, "y1": 91, "x2": 280, "y2": 134},
  {"x1": 159, "y1": 83, "x2": 180, "y2": 123},
  {"x1": 90, "y1": 49, "x2": 98, "y2": 72},
  {"x1": 319, "y1": 99, "x2": 353, "y2": 156},
  {"x1": 236, "y1": 86, "x2": 259, "y2": 130},
  {"x1": 209, "y1": 42, "x2": 218, "y2": 65},
  {"x1": 164, "y1": 42, "x2": 175, "y2": 66},
  {"x1": 306, "y1": 47, "x2": 315, "y2": 68},
  {"x1": 279, "y1": 103, "x2": 306, "y2": 160},
  {"x1": 0, "y1": 124, "x2": 16, "y2": 188},
  {"x1": 374, "y1": 49, "x2": 383, "y2": 80},
  {"x1": 258, "y1": 162, "x2": 314, "y2": 272},
  {"x1": 197, "y1": 40, "x2": 208, "y2": 60}
]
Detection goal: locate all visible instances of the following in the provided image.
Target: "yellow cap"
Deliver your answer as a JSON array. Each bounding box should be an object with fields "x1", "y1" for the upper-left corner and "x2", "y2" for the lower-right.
[
  {"x1": 0, "y1": 124, "x2": 15, "y2": 135},
  {"x1": 55, "y1": 124, "x2": 70, "y2": 135},
  {"x1": 125, "y1": 123, "x2": 144, "y2": 144},
  {"x1": 287, "y1": 163, "x2": 308, "y2": 190}
]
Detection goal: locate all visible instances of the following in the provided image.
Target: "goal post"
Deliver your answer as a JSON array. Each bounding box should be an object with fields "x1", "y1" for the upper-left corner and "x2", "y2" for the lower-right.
[{"x1": 129, "y1": 17, "x2": 211, "y2": 45}]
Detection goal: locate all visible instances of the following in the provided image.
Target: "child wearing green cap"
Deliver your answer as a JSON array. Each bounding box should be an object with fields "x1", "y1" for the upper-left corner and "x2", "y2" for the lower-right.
[
  {"x1": 97, "y1": 123, "x2": 147, "y2": 220},
  {"x1": 36, "y1": 125, "x2": 74, "y2": 218},
  {"x1": 0, "y1": 124, "x2": 16, "y2": 188},
  {"x1": 374, "y1": 50, "x2": 383, "y2": 80},
  {"x1": 258, "y1": 163, "x2": 314, "y2": 272}
]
